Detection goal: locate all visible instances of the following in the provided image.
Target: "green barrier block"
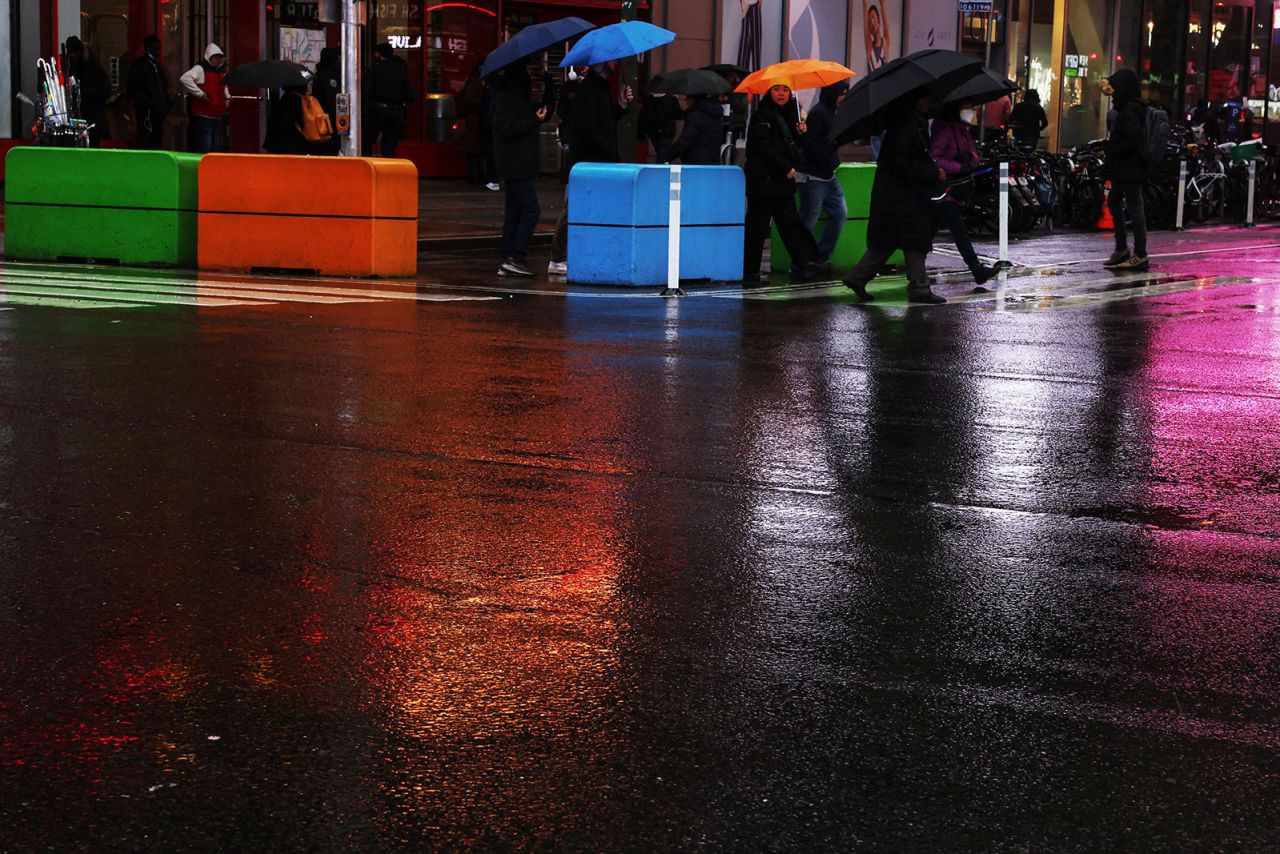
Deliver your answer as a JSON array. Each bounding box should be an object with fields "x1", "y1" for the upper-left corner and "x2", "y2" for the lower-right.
[
  {"x1": 4, "y1": 148, "x2": 200, "y2": 266},
  {"x1": 771, "y1": 163, "x2": 903, "y2": 272}
]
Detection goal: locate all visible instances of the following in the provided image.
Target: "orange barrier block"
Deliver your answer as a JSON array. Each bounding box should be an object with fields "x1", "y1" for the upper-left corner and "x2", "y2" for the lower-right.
[{"x1": 198, "y1": 154, "x2": 418, "y2": 277}]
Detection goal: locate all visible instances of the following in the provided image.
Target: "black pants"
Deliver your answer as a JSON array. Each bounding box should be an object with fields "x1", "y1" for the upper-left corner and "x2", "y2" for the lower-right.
[
  {"x1": 362, "y1": 105, "x2": 404, "y2": 158},
  {"x1": 135, "y1": 109, "x2": 165, "y2": 149},
  {"x1": 845, "y1": 244, "x2": 929, "y2": 291},
  {"x1": 1108, "y1": 179, "x2": 1147, "y2": 257},
  {"x1": 744, "y1": 193, "x2": 819, "y2": 279},
  {"x1": 501, "y1": 178, "x2": 541, "y2": 264},
  {"x1": 934, "y1": 201, "x2": 982, "y2": 272}
]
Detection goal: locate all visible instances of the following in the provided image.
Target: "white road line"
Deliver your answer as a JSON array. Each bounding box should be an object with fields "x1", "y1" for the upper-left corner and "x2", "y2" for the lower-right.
[
  {"x1": 0, "y1": 284, "x2": 259, "y2": 308},
  {"x1": 1, "y1": 295, "x2": 140, "y2": 310},
  {"x1": 3, "y1": 268, "x2": 500, "y2": 303}
]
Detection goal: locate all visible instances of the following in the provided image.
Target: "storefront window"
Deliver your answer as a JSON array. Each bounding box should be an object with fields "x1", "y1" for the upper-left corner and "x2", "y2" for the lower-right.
[
  {"x1": 1267, "y1": 0, "x2": 1280, "y2": 141},
  {"x1": 1058, "y1": 0, "x2": 1115, "y2": 149},
  {"x1": 1141, "y1": 0, "x2": 1185, "y2": 116}
]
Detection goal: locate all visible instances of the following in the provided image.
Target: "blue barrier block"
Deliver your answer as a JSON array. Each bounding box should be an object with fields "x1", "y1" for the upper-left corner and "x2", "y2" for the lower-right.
[{"x1": 567, "y1": 163, "x2": 744, "y2": 286}]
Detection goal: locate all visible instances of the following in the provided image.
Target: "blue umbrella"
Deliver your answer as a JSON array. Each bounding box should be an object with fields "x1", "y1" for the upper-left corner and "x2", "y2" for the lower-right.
[
  {"x1": 480, "y1": 17, "x2": 595, "y2": 77},
  {"x1": 558, "y1": 21, "x2": 676, "y2": 67}
]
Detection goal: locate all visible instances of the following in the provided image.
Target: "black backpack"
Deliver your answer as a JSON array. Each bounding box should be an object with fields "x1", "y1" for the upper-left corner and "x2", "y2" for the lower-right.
[{"x1": 1142, "y1": 104, "x2": 1171, "y2": 163}]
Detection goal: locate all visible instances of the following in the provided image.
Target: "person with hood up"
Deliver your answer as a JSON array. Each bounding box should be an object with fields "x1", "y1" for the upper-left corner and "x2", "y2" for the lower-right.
[
  {"x1": 1101, "y1": 69, "x2": 1150, "y2": 272},
  {"x1": 659, "y1": 94, "x2": 723, "y2": 165},
  {"x1": 1008, "y1": 89, "x2": 1048, "y2": 150},
  {"x1": 842, "y1": 90, "x2": 947, "y2": 304},
  {"x1": 64, "y1": 37, "x2": 110, "y2": 148},
  {"x1": 488, "y1": 64, "x2": 550, "y2": 278},
  {"x1": 179, "y1": 43, "x2": 230, "y2": 153},
  {"x1": 127, "y1": 35, "x2": 171, "y2": 149},
  {"x1": 311, "y1": 47, "x2": 342, "y2": 155},
  {"x1": 930, "y1": 100, "x2": 997, "y2": 285},
  {"x1": 795, "y1": 79, "x2": 851, "y2": 271},
  {"x1": 742, "y1": 83, "x2": 822, "y2": 282}
]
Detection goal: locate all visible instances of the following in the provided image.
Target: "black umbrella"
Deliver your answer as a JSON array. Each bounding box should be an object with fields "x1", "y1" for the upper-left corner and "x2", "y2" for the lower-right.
[
  {"x1": 941, "y1": 68, "x2": 1016, "y2": 106},
  {"x1": 651, "y1": 69, "x2": 730, "y2": 96},
  {"x1": 831, "y1": 49, "x2": 983, "y2": 142},
  {"x1": 224, "y1": 60, "x2": 313, "y2": 90},
  {"x1": 704, "y1": 63, "x2": 751, "y2": 80},
  {"x1": 480, "y1": 16, "x2": 594, "y2": 77}
]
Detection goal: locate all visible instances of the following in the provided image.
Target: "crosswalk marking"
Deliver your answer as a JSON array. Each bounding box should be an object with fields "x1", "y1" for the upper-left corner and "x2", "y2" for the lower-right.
[{"x1": 0, "y1": 265, "x2": 502, "y2": 311}]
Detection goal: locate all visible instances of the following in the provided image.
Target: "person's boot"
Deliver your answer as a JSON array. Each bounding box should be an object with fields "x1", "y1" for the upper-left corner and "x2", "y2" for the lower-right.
[
  {"x1": 972, "y1": 264, "x2": 998, "y2": 285},
  {"x1": 907, "y1": 285, "x2": 946, "y2": 304},
  {"x1": 842, "y1": 276, "x2": 873, "y2": 302}
]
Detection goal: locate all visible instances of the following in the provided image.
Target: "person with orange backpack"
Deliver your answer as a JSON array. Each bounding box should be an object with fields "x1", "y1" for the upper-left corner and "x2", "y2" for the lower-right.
[
  {"x1": 263, "y1": 85, "x2": 312, "y2": 155},
  {"x1": 179, "y1": 43, "x2": 230, "y2": 153}
]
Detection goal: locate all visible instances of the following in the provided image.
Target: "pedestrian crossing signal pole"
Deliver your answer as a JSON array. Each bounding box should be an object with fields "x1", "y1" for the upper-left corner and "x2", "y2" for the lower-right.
[{"x1": 342, "y1": 0, "x2": 363, "y2": 157}]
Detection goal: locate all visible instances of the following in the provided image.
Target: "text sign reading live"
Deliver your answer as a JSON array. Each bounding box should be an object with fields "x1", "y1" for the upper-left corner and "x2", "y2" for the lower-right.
[{"x1": 958, "y1": 0, "x2": 993, "y2": 10}]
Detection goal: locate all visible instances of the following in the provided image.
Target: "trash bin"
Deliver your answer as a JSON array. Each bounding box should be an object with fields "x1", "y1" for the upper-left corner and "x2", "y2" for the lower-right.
[{"x1": 423, "y1": 93, "x2": 457, "y2": 143}]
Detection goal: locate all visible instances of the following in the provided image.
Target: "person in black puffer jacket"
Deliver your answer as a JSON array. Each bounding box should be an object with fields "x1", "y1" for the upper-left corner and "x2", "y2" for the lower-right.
[
  {"x1": 660, "y1": 95, "x2": 723, "y2": 165},
  {"x1": 1101, "y1": 68, "x2": 1150, "y2": 271},
  {"x1": 489, "y1": 64, "x2": 549, "y2": 278},
  {"x1": 842, "y1": 90, "x2": 947, "y2": 304},
  {"x1": 743, "y1": 84, "x2": 821, "y2": 282}
]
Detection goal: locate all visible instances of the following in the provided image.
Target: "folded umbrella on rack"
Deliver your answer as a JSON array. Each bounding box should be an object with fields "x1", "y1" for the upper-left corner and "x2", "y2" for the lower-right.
[
  {"x1": 480, "y1": 17, "x2": 595, "y2": 77},
  {"x1": 559, "y1": 21, "x2": 675, "y2": 67},
  {"x1": 832, "y1": 49, "x2": 983, "y2": 142},
  {"x1": 224, "y1": 60, "x2": 313, "y2": 90}
]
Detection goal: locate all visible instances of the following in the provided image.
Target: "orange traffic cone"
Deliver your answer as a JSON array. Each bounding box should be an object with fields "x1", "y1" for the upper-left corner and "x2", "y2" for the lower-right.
[{"x1": 1096, "y1": 181, "x2": 1114, "y2": 230}]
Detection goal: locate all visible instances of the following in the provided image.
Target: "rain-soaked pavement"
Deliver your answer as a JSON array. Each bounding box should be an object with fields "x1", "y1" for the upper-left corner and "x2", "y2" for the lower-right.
[{"x1": 2, "y1": 224, "x2": 1279, "y2": 851}]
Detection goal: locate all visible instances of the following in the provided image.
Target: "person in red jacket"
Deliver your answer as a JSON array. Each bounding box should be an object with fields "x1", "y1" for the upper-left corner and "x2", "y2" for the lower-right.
[{"x1": 179, "y1": 43, "x2": 230, "y2": 153}]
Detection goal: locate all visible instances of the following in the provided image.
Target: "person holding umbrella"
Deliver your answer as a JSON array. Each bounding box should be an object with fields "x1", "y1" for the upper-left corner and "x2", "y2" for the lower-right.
[
  {"x1": 263, "y1": 84, "x2": 311, "y2": 154},
  {"x1": 651, "y1": 69, "x2": 731, "y2": 165},
  {"x1": 743, "y1": 82, "x2": 822, "y2": 282},
  {"x1": 842, "y1": 90, "x2": 947, "y2": 304},
  {"x1": 487, "y1": 62, "x2": 550, "y2": 278}
]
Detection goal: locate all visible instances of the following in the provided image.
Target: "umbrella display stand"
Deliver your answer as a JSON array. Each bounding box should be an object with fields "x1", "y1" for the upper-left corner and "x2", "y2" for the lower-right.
[{"x1": 33, "y1": 57, "x2": 91, "y2": 148}]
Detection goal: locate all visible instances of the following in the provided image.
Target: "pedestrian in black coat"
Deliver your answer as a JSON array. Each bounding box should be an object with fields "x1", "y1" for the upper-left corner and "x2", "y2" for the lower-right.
[
  {"x1": 660, "y1": 96, "x2": 723, "y2": 165},
  {"x1": 489, "y1": 65, "x2": 549, "y2": 278},
  {"x1": 363, "y1": 43, "x2": 414, "y2": 157},
  {"x1": 127, "y1": 35, "x2": 171, "y2": 149},
  {"x1": 1101, "y1": 68, "x2": 1150, "y2": 271},
  {"x1": 263, "y1": 86, "x2": 310, "y2": 154},
  {"x1": 65, "y1": 37, "x2": 111, "y2": 147},
  {"x1": 311, "y1": 47, "x2": 342, "y2": 155},
  {"x1": 742, "y1": 84, "x2": 822, "y2": 282},
  {"x1": 842, "y1": 91, "x2": 947, "y2": 304},
  {"x1": 569, "y1": 61, "x2": 633, "y2": 164}
]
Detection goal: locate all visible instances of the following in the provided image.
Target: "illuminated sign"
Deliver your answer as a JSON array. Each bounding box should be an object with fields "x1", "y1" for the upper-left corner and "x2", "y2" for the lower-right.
[{"x1": 387, "y1": 35, "x2": 424, "y2": 49}]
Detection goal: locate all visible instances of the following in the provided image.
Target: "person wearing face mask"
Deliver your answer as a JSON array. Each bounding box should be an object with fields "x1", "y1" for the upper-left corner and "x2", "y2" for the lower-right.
[
  {"x1": 929, "y1": 101, "x2": 997, "y2": 285},
  {"x1": 842, "y1": 90, "x2": 947, "y2": 304},
  {"x1": 127, "y1": 35, "x2": 172, "y2": 149},
  {"x1": 742, "y1": 82, "x2": 822, "y2": 283}
]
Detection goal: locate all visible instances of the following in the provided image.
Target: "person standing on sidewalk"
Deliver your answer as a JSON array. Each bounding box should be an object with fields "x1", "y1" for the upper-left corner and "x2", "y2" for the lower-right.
[
  {"x1": 490, "y1": 63, "x2": 550, "y2": 278},
  {"x1": 742, "y1": 83, "x2": 821, "y2": 283},
  {"x1": 179, "y1": 43, "x2": 230, "y2": 154},
  {"x1": 311, "y1": 48, "x2": 343, "y2": 156},
  {"x1": 363, "y1": 44, "x2": 414, "y2": 158},
  {"x1": 842, "y1": 91, "x2": 947, "y2": 304},
  {"x1": 1101, "y1": 69, "x2": 1150, "y2": 272},
  {"x1": 548, "y1": 62, "x2": 634, "y2": 277},
  {"x1": 929, "y1": 101, "x2": 997, "y2": 285},
  {"x1": 795, "y1": 79, "x2": 851, "y2": 273},
  {"x1": 1008, "y1": 89, "x2": 1048, "y2": 151},
  {"x1": 64, "y1": 37, "x2": 110, "y2": 148},
  {"x1": 127, "y1": 35, "x2": 171, "y2": 149}
]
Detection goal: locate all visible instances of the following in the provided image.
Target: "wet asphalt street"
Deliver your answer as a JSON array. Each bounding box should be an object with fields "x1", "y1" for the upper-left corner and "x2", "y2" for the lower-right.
[{"x1": 2, "y1": 225, "x2": 1279, "y2": 851}]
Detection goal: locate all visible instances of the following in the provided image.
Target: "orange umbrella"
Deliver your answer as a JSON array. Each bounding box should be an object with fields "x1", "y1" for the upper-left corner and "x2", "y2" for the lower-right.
[{"x1": 734, "y1": 59, "x2": 854, "y2": 94}]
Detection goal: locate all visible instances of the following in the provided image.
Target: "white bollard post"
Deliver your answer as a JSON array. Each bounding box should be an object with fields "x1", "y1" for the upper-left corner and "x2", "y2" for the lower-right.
[
  {"x1": 998, "y1": 161, "x2": 1009, "y2": 267},
  {"x1": 1246, "y1": 159, "x2": 1257, "y2": 228},
  {"x1": 662, "y1": 165, "x2": 685, "y2": 296},
  {"x1": 1174, "y1": 159, "x2": 1187, "y2": 231}
]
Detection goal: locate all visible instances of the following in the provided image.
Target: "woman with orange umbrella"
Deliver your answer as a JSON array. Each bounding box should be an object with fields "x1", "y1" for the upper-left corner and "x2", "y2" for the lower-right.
[{"x1": 738, "y1": 60, "x2": 854, "y2": 283}]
